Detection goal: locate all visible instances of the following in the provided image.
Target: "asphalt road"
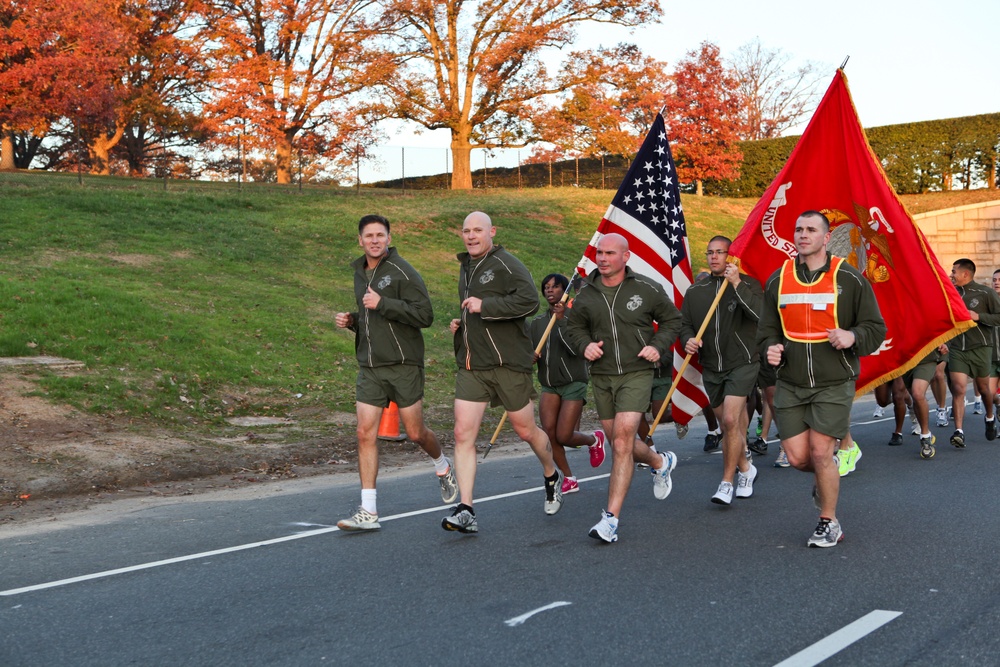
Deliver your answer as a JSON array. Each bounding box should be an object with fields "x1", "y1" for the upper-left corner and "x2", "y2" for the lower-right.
[{"x1": 2, "y1": 394, "x2": 999, "y2": 666}]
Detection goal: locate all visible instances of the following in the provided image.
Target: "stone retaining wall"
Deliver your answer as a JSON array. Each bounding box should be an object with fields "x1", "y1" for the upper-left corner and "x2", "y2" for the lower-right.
[{"x1": 913, "y1": 200, "x2": 1000, "y2": 277}]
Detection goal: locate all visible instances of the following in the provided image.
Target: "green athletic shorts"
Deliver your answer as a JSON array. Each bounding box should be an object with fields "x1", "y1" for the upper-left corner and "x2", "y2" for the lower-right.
[
  {"x1": 541, "y1": 380, "x2": 588, "y2": 402},
  {"x1": 703, "y1": 362, "x2": 760, "y2": 409},
  {"x1": 757, "y1": 361, "x2": 776, "y2": 389},
  {"x1": 650, "y1": 373, "x2": 671, "y2": 402},
  {"x1": 356, "y1": 364, "x2": 424, "y2": 409},
  {"x1": 773, "y1": 379, "x2": 854, "y2": 440},
  {"x1": 456, "y1": 367, "x2": 536, "y2": 412},
  {"x1": 591, "y1": 370, "x2": 654, "y2": 420},
  {"x1": 904, "y1": 359, "x2": 937, "y2": 386},
  {"x1": 949, "y1": 346, "x2": 993, "y2": 379}
]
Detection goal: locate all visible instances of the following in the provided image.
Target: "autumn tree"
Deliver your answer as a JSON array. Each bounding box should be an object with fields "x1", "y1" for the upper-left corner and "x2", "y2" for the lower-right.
[
  {"x1": 379, "y1": 0, "x2": 661, "y2": 190},
  {"x1": 666, "y1": 41, "x2": 742, "y2": 196},
  {"x1": 536, "y1": 44, "x2": 670, "y2": 160},
  {"x1": 0, "y1": 0, "x2": 132, "y2": 171},
  {"x1": 201, "y1": 0, "x2": 394, "y2": 184},
  {"x1": 728, "y1": 38, "x2": 825, "y2": 141},
  {"x1": 107, "y1": 0, "x2": 208, "y2": 177}
]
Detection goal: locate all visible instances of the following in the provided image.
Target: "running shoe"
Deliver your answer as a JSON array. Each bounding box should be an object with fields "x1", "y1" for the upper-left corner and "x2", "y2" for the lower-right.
[
  {"x1": 703, "y1": 432, "x2": 720, "y2": 452},
  {"x1": 888, "y1": 432, "x2": 904, "y2": 446},
  {"x1": 838, "y1": 442, "x2": 862, "y2": 477},
  {"x1": 442, "y1": 504, "x2": 478, "y2": 533},
  {"x1": 588, "y1": 510, "x2": 618, "y2": 543},
  {"x1": 745, "y1": 448, "x2": 753, "y2": 465},
  {"x1": 911, "y1": 421, "x2": 921, "y2": 436},
  {"x1": 735, "y1": 464, "x2": 757, "y2": 499},
  {"x1": 437, "y1": 462, "x2": 459, "y2": 504},
  {"x1": 936, "y1": 409, "x2": 949, "y2": 428},
  {"x1": 337, "y1": 507, "x2": 381, "y2": 531},
  {"x1": 807, "y1": 517, "x2": 844, "y2": 548},
  {"x1": 652, "y1": 451, "x2": 677, "y2": 500},
  {"x1": 950, "y1": 430, "x2": 965, "y2": 448},
  {"x1": 974, "y1": 398, "x2": 984, "y2": 415},
  {"x1": 919, "y1": 434, "x2": 936, "y2": 459},
  {"x1": 749, "y1": 437, "x2": 768, "y2": 455},
  {"x1": 561, "y1": 476, "x2": 580, "y2": 494},
  {"x1": 986, "y1": 418, "x2": 998, "y2": 442},
  {"x1": 675, "y1": 422, "x2": 689, "y2": 439},
  {"x1": 590, "y1": 429, "x2": 607, "y2": 467},
  {"x1": 711, "y1": 481, "x2": 734, "y2": 505},
  {"x1": 544, "y1": 472, "x2": 563, "y2": 515},
  {"x1": 774, "y1": 448, "x2": 790, "y2": 468},
  {"x1": 873, "y1": 405, "x2": 885, "y2": 418}
]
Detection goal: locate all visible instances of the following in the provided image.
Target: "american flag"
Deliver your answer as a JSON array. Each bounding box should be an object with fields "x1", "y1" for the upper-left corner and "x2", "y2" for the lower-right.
[{"x1": 577, "y1": 111, "x2": 710, "y2": 424}]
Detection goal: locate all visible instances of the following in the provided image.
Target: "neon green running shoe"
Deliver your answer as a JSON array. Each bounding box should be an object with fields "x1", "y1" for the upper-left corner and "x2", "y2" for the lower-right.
[{"x1": 838, "y1": 442, "x2": 862, "y2": 477}]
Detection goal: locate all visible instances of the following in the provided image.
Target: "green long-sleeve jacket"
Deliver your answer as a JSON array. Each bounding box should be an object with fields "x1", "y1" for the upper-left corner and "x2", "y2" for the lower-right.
[
  {"x1": 566, "y1": 268, "x2": 681, "y2": 376},
  {"x1": 757, "y1": 253, "x2": 886, "y2": 389},
  {"x1": 950, "y1": 280, "x2": 1000, "y2": 352},
  {"x1": 348, "y1": 247, "x2": 433, "y2": 368},
  {"x1": 530, "y1": 312, "x2": 589, "y2": 387},
  {"x1": 454, "y1": 245, "x2": 539, "y2": 373},
  {"x1": 680, "y1": 272, "x2": 762, "y2": 372}
]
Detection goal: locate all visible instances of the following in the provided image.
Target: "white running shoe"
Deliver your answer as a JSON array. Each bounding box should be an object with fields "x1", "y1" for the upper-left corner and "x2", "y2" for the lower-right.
[
  {"x1": 936, "y1": 409, "x2": 949, "y2": 428},
  {"x1": 807, "y1": 517, "x2": 844, "y2": 548},
  {"x1": 652, "y1": 451, "x2": 677, "y2": 500},
  {"x1": 544, "y1": 472, "x2": 563, "y2": 515},
  {"x1": 974, "y1": 398, "x2": 984, "y2": 415},
  {"x1": 438, "y1": 461, "x2": 459, "y2": 504},
  {"x1": 711, "y1": 481, "x2": 734, "y2": 505},
  {"x1": 873, "y1": 405, "x2": 884, "y2": 418},
  {"x1": 588, "y1": 510, "x2": 619, "y2": 543},
  {"x1": 735, "y1": 464, "x2": 758, "y2": 498},
  {"x1": 337, "y1": 507, "x2": 381, "y2": 531}
]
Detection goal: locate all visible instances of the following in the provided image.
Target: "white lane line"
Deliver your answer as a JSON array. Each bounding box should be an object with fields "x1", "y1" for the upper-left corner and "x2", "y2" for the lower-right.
[
  {"x1": 773, "y1": 609, "x2": 902, "y2": 667},
  {"x1": 504, "y1": 601, "x2": 572, "y2": 627},
  {"x1": 1, "y1": 473, "x2": 611, "y2": 597}
]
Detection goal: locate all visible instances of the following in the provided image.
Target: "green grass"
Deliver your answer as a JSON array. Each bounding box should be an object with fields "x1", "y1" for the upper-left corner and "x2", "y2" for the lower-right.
[{"x1": 2, "y1": 180, "x2": 985, "y2": 434}]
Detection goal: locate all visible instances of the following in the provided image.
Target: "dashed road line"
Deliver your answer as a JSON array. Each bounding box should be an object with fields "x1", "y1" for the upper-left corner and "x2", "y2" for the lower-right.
[{"x1": 772, "y1": 609, "x2": 902, "y2": 667}]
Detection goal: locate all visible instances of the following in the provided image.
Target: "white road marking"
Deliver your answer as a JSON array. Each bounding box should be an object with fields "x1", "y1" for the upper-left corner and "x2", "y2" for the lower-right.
[
  {"x1": 1, "y1": 474, "x2": 611, "y2": 597},
  {"x1": 772, "y1": 609, "x2": 902, "y2": 667},
  {"x1": 504, "y1": 601, "x2": 572, "y2": 626}
]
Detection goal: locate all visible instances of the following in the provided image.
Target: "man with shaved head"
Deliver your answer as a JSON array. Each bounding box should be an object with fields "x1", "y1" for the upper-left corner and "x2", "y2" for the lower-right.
[
  {"x1": 442, "y1": 211, "x2": 563, "y2": 534},
  {"x1": 567, "y1": 233, "x2": 682, "y2": 543}
]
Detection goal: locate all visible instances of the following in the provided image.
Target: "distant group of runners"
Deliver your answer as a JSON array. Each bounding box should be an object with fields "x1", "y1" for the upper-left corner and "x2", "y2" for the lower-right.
[{"x1": 334, "y1": 209, "x2": 996, "y2": 548}]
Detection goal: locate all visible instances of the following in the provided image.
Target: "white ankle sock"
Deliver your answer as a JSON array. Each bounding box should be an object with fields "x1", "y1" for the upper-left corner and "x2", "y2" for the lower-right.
[{"x1": 361, "y1": 489, "x2": 377, "y2": 515}]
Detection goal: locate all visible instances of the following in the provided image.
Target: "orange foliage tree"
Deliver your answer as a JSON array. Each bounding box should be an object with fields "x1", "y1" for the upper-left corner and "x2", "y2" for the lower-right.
[
  {"x1": 665, "y1": 41, "x2": 743, "y2": 196},
  {"x1": 201, "y1": 0, "x2": 395, "y2": 184},
  {"x1": 534, "y1": 44, "x2": 671, "y2": 160},
  {"x1": 379, "y1": 0, "x2": 661, "y2": 190},
  {"x1": 0, "y1": 0, "x2": 133, "y2": 171}
]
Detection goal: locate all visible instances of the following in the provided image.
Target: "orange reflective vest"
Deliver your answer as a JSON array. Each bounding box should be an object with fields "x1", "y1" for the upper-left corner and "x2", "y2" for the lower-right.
[{"x1": 777, "y1": 257, "x2": 843, "y2": 343}]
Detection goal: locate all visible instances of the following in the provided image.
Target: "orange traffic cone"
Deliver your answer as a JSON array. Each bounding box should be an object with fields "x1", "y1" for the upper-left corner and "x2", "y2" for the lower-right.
[{"x1": 377, "y1": 401, "x2": 407, "y2": 442}]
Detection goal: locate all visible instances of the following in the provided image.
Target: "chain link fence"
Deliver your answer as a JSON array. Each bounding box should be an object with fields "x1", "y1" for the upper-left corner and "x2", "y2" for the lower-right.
[{"x1": 0, "y1": 136, "x2": 633, "y2": 193}]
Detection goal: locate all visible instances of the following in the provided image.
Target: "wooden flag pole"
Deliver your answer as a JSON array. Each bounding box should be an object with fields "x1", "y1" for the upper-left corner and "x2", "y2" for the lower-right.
[
  {"x1": 482, "y1": 287, "x2": 574, "y2": 460},
  {"x1": 646, "y1": 277, "x2": 731, "y2": 440}
]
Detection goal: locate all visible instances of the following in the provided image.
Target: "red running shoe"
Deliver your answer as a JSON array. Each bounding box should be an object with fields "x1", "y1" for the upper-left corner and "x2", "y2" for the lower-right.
[{"x1": 590, "y1": 429, "x2": 607, "y2": 467}]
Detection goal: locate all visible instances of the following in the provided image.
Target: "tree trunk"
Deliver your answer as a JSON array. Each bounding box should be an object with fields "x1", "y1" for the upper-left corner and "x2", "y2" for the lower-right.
[
  {"x1": 88, "y1": 125, "x2": 125, "y2": 175},
  {"x1": 1, "y1": 128, "x2": 14, "y2": 171},
  {"x1": 275, "y1": 133, "x2": 292, "y2": 185},
  {"x1": 450, "y1": 136, "x2": 473, "y2": 190},
  {"x1": 696, "y1": 179, "x2": 704, "y2": 196}
]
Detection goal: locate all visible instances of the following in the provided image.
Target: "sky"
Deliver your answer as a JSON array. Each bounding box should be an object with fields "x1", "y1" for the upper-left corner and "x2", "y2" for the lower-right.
[{"x1": 361, "y1": 0, "x2": 1000, "y2": 183}]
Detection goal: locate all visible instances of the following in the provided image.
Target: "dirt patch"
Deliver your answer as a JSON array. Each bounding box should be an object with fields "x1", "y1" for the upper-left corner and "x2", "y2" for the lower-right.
[{"x1": 0, "y1": 371, "x2": 546, "y2": 526}]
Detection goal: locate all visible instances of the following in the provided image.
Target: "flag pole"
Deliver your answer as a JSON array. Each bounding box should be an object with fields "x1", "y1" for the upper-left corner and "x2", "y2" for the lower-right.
[
  {"x1": 482, "y1": 285, "x2": 576, "y2": 460},
  {"x1": 646, "y1": 276, "x2": 731, "y2": 441}
]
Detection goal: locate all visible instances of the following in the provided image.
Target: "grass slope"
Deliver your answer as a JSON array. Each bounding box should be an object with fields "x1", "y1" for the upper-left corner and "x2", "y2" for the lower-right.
[{"x1": 0, "y1": 185, "x2": 755, "y2": 432}]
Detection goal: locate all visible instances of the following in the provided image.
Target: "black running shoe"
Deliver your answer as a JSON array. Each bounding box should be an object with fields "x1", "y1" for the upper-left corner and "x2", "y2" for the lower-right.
[
  {"x1": 703, "y1": 432, "x2": 720, "y2": 452},
  {"x1": 749, "y1": 437, "x2": 768, "y2": 455},
  {"x1": 986, "y1": 419, "x2": 998, "y2": 442}
]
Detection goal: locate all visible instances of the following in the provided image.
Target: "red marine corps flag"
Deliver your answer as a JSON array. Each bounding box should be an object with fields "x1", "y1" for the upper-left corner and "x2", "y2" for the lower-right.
[
  {"x1": 578, "y1": 111, "x2": 711, "y2": 423},
  {"x1": 729, "y1": 69, "x2": 974, "y2": 394}
]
